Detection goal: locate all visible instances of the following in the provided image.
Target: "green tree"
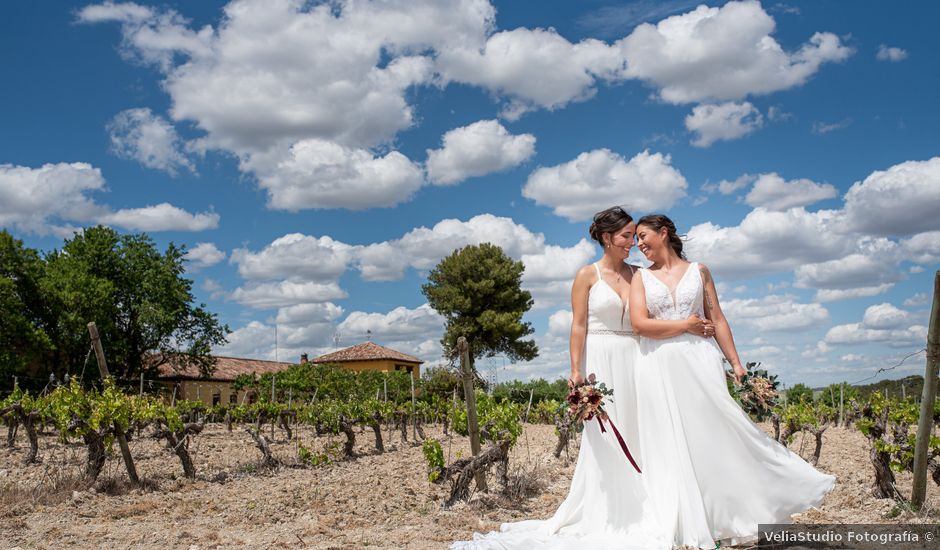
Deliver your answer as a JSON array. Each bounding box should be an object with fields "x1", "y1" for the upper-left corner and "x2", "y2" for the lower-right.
[
  {"x1": 0, "y1": 231, "x2": 54, "y2": 392},
  {"x1": 785, "y1": 382, "x2": 814, "y2": 404},
  {"x1": 41, "y1": 226, "x2": 229, "y2": 382},
  {"x1": 421, "y1": 243, "x2": 537, "y2": 385}
]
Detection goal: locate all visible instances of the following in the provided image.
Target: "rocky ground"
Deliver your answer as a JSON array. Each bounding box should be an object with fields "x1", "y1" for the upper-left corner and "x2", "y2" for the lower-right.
[{"x1": 1, "y1": 420, "x2": 938, "y2": 549}]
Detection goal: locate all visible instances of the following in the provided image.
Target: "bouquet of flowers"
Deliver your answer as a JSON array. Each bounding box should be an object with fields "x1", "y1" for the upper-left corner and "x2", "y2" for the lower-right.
[
  {"x1": 726, "y1": 362, "x2": 780, "y2": 422},
  {"x1": 567, "y1": 373, "x2": 641, "y2": 473}
]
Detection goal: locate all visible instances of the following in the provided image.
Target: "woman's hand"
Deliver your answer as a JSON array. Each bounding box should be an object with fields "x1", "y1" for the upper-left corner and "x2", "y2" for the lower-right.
[
  {"x1": 568, "y1": 371, "x2": 584, "y2": 388},
  {"x1": 684, "y1": 314, "x2": 714, "y2": 338},
  {"x1": 731, "y1": 362, "x2": 747, "y2": 385}
]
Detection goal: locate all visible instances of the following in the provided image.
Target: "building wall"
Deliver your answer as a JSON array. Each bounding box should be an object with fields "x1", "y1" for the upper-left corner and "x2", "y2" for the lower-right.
[
  {"x1": 332, "y1": 359, "x2": 421, "y2": 379},
  {"x1": 163, "y1": 380, "x2": 257, "y2": 406}
]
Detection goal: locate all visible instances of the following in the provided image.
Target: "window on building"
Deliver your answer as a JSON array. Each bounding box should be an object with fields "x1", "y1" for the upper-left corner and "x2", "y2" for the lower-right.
[
  {"x1": 212, "y1": 392, "x2": 221, "y2": 406},
  {"x1": 229, "y1": 392, "x2": 238, "y2": 404}
]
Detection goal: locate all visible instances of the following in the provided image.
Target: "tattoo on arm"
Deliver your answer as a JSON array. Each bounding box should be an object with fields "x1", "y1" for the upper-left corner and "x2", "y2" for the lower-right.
[{"x1": 701, "y1": 266, "x2": 714, "y2": 311}]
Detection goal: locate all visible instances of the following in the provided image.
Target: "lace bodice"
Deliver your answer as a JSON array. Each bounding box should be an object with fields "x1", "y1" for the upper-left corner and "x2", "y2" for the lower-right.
[
  {"x1": 587, "y1": 263, "x2": 633, "y2": 332},
  {"x1": 639, "y1": 262, "x2": 704, "y2": 321}
]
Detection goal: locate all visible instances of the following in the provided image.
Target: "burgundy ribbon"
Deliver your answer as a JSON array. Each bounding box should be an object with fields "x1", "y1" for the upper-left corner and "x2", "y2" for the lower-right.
[{"x1": 596, "y1": 416, "x2": 642, "y2": 474}]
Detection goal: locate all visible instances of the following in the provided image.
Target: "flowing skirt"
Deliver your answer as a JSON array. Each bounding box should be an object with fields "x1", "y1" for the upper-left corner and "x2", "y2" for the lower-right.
[
  {"x1": 451, "y1": 334, "x2": 672, "y2": 550},
  {"x1": 635, "y1": 334, "x2": 837, "y2": 549}
]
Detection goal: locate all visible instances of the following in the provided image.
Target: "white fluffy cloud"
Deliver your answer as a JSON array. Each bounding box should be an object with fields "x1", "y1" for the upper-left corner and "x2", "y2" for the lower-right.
[
  {"x1": 185, "y1": 242, "x2": 226, "y2": 269},
  {"x1": 523, "y1": 149, "x2": 687, "y2": 221},
  {"x1": 231, "y1": 281, "x2": 347, "y2": 309},
  {"x1": 357, "y1": 214, "x2": 545, "y2": 281},
  {"x1": 107, "y1": 108, "x2": 195, "y2": 176},
  {"x1": 337, "y1": 304, "x2": 444, "y2": 344},
  {"x1": 862, "y1": 303, "x2": 916, "y2": 330},
  {"x1": 0, "y1": 162, "x2": 217, "y2": 235},
  {"x1": 793, "y1": 238, "x2": 902, "y2": 302},
  {"x1": 901, "y1": 231, "x2": 940, "y2": 265},
  {"x1": 0, "y1": 162, "x2": 105, "y2": 235},
  {"x1": 246, "y1": 139, "x2": 425, "y2": 210},
  {"x1": 96, "y1": 203, "x2": 219, "y2": 232},
  {"x1": 744, "y1": 173, "x2": 837, "y2": 210},
  {"x1": 721, "y1": 294, "x2": 830, "y2": 331},
  {"x1": 824, "y1": 302, "x2": 926, "y2": 347},
  {"x1": 843, "y1": 157, "x2": 940, "y2": 236},
  {"x1": 685, "y1": 207, "x2": 850, "y2": 279},
  {"x1": 425, "y1": 120, "x2": 535, "y2": 185},
  {"x1": 522, "y1": 239, "x2": 598, "y2": 309},
  {"x1": 230, "y1": 233, "x2": 356, "y2": 282},
  {"x1": 876, "y1": 45, "x2": 908, "y2": 62},
  {"x1": 616, "y1": 0, "x2": 852, "y2": 104},
  {"x1": 685, "y1": 101, "x2": 763, "y2": 147},
  {"x1": 438, "y1": 27, "x2": 624, "y2": 119}
]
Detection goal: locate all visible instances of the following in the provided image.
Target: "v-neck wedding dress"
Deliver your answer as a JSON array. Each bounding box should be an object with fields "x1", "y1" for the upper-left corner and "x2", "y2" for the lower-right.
[
  {"x1": 450, "y1": 263, "x2": 671, "y2": 549},
  {"x1": 633, "y1": 263, "x2": 837, "y2": 548}
]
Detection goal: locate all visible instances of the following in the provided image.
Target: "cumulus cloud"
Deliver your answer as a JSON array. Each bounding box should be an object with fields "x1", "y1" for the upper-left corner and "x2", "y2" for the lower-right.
[
  {"x1": 721, "y1": 294, "x2": 830, "y2": 331},
  {"x1": 744, "y1": 173, "x2": 837, "y2": 210},
  {"x1": 901, "y1": 231, "x2": 940, "y2": 265},
  {"x1": 522, "y1": 239, "x2": 598, "y2": 309},
  {"x1": 185, "y1": 242, "x2": 226, "y2": 269},
  {"x1": 685, "y1": 101, "x2": 763, "y2": 147},
  {"x1": 356, "y1": 214, "x2": 545, "y2": 281},
  {"x1": 107, "y1": 108, "x2": 195, "y2": 176},
  {"x1": 843, "y1": 157, "x2": 940, "y2": 236},
  {"x1": 876, "y1": 45, "x2": 908, "y2": 62},
  {"x1": 862, "y1": 303, "x2": 916, "y2": 330},
  {"x1": 246, "y1": 139, "x2": 425, "y2": 211},
  {"x1": 523, "y1": 149, "x2": 687, "y2": 221},
  {"x1": 684, "y1": 207, "x2": 850, "y2": 279},
  {"x1": 81, "y1": 1, "x2": 855, "y2": 213},
  {"x1": 701, "y1": 174, "x2": 757, "y2": 195},
  {"x1": 0, "y1": 162, "x2": 217, "y2": 235},
  {"x1": 231, "y1": 281, "x2": 347, "y2": 309},
  {"x1": 230, "y1": 233, "x2": 356, "y2": 282},
  {"x1": 824, "y1": 302, "x2": 926, "y2": 347},
  {"x1": 793, "y1": 238, "x2": 902, "y2": 302},
  {"x1": 616, "y1": 0, "x2": 852, "y2": 104},
  {"x1": 438, "y1": 27, "x2": 624, "y2": 119},
  {"x1": 96, "y1": 203, "x2": 219, "y2": 232},
  {"x1": 337, "y1": 304, "x2": 444, "y2": 345},
  {"x1": 425, "y1": 120, "x2": 535, "y2": 185}
]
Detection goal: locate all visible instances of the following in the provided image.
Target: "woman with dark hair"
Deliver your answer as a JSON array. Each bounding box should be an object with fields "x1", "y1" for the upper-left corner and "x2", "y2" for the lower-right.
[
  {"x1": 452, "y1": 207, "x2": 710, "y2": 549},
  {"x1": 629, "y1": 214, "x2": 836, "y2": 549}
]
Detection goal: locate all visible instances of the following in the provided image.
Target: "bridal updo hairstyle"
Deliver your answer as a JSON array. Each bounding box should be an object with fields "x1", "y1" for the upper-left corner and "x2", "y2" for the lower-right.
[
  {"x1": 637, "y1": 214, "x2": 686, "y2": 260},
  {"x1": 589, "y1": 206, "x2": 633, "y2": 247}
]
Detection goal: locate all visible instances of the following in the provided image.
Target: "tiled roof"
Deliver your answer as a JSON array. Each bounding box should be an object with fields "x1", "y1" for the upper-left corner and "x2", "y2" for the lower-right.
[
  {"x1": 156, "y1": 355, "x2": 294, "y2": 381},
  {"x1": 312, "y1": 341, "x2": 423, "y2": 364}
]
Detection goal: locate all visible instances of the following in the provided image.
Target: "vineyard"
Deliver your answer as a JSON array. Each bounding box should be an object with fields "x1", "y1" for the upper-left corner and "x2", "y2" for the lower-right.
[{"x1": 2, "y1": 364, "x2": 940, "y2": 549}]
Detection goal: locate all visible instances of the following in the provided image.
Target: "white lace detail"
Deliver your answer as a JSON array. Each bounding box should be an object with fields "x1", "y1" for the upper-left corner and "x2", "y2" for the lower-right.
[{"x1": 640, "y1": 263, "x2": 704, "y2": 321}]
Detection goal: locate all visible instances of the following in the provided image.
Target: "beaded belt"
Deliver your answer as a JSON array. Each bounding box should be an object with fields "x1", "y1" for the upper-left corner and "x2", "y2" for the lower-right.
[{"x1": 587, "y1": 329, "x2": 636, "y2": 336}]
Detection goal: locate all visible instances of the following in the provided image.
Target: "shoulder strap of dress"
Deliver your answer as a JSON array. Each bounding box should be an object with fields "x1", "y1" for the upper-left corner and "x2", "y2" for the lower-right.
[{"x1": 592, "y1": 262, "x2": 601, "y2": 282}]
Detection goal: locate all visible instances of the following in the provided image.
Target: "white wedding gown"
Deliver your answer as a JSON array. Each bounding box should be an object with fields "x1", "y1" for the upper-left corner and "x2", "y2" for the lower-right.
[
  {"x1": 633, "y1": 263, "x2": 836, "y2": 548},
  {"x1": 450, "y1": 263, "x2": 836, "y2": 549},
  {"x1": 451, "y1": 263, "x2": 671, "y2": 549}
]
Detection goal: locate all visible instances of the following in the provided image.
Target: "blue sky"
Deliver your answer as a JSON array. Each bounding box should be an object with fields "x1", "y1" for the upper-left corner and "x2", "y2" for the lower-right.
[{"x1": 2, "y1": 0, "x2": 938, "y2": 388}]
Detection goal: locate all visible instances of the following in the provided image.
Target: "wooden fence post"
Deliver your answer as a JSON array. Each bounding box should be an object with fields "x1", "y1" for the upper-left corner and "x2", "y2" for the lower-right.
[
  {"x1": 87, "y1": 322, "x2": 140, "y2": 484},
  {"x1": 912, "y1": 270, "x2": 940, "y2": 509},
  {"x1": 458, "y1": 336, "x2": 486, "y2": 492}
]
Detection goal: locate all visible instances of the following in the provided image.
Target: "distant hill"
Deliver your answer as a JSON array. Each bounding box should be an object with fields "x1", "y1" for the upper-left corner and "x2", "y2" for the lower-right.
[{"x1": 812, "y1": 374, "x2": 938, "y2": 402}]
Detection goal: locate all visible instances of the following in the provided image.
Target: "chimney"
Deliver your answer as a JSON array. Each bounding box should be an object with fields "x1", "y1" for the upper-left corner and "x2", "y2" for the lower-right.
[{"x1": 300, "y1": 353, "x2": 308, "y2": 364}]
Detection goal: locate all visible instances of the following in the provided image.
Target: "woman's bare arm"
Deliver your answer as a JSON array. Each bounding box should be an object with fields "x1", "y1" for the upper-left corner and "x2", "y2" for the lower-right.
[
  {"x1": 569, "y1": 266, "x2": 593, "y2": 385},
  {"x1": 700, "y1": 263, "x2": 745, "y2": 382}
]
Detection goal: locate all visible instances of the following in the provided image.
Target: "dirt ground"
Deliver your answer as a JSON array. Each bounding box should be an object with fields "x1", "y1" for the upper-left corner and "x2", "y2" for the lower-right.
[{"x1": 1, "y1": 420, "x2": 938, "y2": 549}]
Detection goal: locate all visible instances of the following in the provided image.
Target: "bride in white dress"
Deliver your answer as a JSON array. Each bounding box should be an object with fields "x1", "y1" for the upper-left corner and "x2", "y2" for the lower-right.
[
  {"x1": 628, "y1": 214, "x2": 837, "y2": 549},
  {"x1": 451, "y1": 207, "x2": 713, "y2": 550}
]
